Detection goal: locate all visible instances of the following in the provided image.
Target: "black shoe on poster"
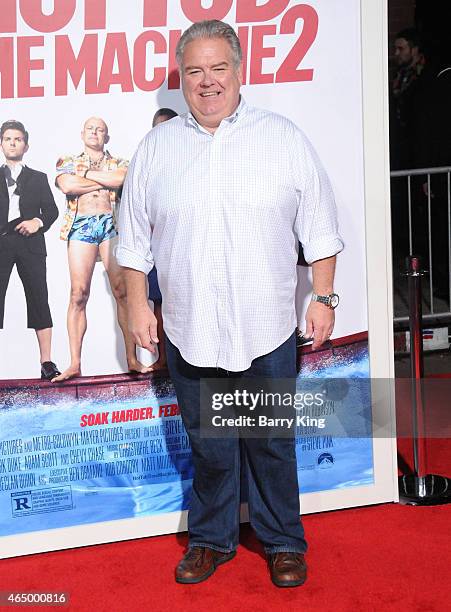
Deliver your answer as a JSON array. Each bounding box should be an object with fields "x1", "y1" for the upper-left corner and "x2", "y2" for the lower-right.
[{"x1": 40, "y1": 361, "x2": 61, "y2": 381}]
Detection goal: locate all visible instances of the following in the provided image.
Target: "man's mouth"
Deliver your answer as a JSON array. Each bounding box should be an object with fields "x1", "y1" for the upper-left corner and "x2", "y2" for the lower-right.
[{"x1": 200, "y1": 92, "x2": 221, "y2": 97}]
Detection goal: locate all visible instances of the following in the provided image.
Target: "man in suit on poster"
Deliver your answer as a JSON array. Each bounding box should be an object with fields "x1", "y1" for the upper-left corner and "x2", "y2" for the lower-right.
[
  {"x1": 117, "y1": 20, "x2": 342, "y2": 587},
  {"x1": 0, "y1": 120, "x2": 60, "y2": 380}
]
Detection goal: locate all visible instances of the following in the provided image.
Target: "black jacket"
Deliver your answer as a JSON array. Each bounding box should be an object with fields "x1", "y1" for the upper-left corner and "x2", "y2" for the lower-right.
[{"x1": 0, "y1": 165, "x2": 59, "y2": 254}]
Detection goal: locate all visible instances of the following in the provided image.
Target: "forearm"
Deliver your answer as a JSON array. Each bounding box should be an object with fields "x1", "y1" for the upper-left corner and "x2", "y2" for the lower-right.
[
  {"x1": 311, "y1": 255, "x2": 336, "y2": 294},
  {"x1": 85, "y1": 168, "x2": 126, "y2": 189},
  {"x1": 57, "y1": 174, "x2": 103, "y2": 195},
  {"x1": 123, "y1": 268, "x2": 149, "y2": 310},
  {"x1": 123, "y1": 267, "x2": 158, "y2": 350}
]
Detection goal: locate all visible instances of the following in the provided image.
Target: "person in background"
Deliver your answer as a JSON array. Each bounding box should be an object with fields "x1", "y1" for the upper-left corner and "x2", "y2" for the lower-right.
[
  {"x1": 153, "y1": 108, "x2": 178, "y2": 127},
  {"x1": 391, "y1": 28, "x2": 427, "y2": 170},
  {"x1": 0, "y1": 120, "x2": 60, "y2": 380},
  {"x1": 390, "y1": 28, "x2": 448, "y2": 297},
  {"x1": 389, "y1": 28, "x2": 436, "y2": 269},
  {"x1": 147, "y1": 108, "x2": 178, "y2": 371}
]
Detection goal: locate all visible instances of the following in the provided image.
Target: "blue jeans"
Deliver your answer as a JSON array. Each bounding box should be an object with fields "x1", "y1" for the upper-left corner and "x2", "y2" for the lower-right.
[{"x1": 166, "y1": 332, "x2": 307, "y2": 555}]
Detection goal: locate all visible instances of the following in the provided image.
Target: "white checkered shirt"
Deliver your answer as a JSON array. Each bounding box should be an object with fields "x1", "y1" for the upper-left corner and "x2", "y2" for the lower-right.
[{"x1": 116, "y1": 98, "x2": 343, "y2": 371}]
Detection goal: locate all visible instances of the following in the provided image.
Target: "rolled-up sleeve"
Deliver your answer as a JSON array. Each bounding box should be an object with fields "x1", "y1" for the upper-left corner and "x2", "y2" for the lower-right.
[
  {"x1": 291, "y1": 126, "x2": 344, "y2": 264},
  {"x1": 55, "y1": 155, "x2": 74, "y2": 187},
  {"x1": 116, "y1": 135, "x2": 155, "y2": 274}
]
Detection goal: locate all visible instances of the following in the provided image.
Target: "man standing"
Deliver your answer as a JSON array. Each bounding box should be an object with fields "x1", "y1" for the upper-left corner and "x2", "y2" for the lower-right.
[
  {"x1": 0, "y1": 120, "x2": 60, "y2": 380},
  {"x1": 390, "y1": 28, "x2": 435, "y2": 170},
  {"x1": 53, "y1": 117, "x2": 151, "y2": 382},
  {"x1": 389, "y1": 29, "x2": 438, "y2": 275},
  {"x1": 117, "y1": 21, "x2": 343, "y2": 587}
]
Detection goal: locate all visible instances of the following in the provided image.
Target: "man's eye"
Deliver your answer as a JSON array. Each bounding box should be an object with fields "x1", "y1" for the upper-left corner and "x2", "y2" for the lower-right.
[{"x1": 188, "y1": 70, "x2": 200, "y2": 75}]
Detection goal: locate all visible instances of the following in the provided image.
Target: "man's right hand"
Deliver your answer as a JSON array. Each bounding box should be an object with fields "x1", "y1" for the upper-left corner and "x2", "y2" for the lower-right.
[{"x1": 128, "y1": 303, "x2": 159, "y2": 354}]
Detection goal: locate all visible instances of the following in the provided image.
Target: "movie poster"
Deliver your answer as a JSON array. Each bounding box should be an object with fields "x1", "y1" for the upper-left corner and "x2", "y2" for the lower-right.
[{"x1": 0, "y1": 1, "x2": 381, "y2": 554}]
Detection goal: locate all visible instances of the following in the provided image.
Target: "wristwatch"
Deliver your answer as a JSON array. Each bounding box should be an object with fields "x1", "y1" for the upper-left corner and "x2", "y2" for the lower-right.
[{"x1": 311, "y1": 293, "x2": 340, "y2": 309}]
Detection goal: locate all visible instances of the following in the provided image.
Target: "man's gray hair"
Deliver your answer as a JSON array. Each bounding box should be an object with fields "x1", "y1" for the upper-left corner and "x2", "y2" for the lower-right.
[{"x1": 176, "y1": 20, "x2": 242, "y2": 70}]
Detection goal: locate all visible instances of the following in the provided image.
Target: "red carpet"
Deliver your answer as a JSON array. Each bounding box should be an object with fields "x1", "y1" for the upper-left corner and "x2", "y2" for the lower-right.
[
  {"x1": 0, "y1": 500, "x2": 449, "y2": 611},
  {"x1": 1, "y1": 439, "x2": 449, "y2": 611}
]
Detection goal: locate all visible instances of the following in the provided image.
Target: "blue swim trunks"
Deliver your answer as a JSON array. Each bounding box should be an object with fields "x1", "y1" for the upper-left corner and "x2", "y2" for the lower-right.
[{"x1": 68, "y1": 214, "x2": 117, "y2": 245}]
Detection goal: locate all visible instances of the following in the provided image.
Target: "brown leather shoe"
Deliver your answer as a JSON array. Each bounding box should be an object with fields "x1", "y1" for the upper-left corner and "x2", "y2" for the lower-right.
[
  {"x1": 175, "y1": 547, "x2": 236, "y2": 584},
  {"x1": 267, "y1": 552, "x2": 307, "y2": 587}
]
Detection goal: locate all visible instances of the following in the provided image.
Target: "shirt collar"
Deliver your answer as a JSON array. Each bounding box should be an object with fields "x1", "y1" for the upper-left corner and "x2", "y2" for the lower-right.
[
  {"x1": 4, "y1": 162, "x2": 24, "y2": 179},
  {"x1": 185, "y1": 96, "x2": 247, "y2": 132},
  {"x1": 78, "y1": 150, "x2": 112, "y2": 161}
]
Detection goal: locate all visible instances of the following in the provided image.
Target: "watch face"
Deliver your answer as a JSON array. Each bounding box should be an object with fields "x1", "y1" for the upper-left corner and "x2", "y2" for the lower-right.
[{"x1": 330, "y1": 294, "x2": 339, "y2": 308}]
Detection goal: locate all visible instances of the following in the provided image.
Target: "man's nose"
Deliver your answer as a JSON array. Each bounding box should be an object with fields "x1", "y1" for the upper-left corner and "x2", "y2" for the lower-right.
[{"x1": 200, "y1": 71, "x2": 214, "y2": 86}]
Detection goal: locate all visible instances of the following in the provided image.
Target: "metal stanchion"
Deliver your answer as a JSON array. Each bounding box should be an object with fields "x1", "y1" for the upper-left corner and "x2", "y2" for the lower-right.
[{"x1": 398, "y1": 255, "x2": 451, "y2": 504}]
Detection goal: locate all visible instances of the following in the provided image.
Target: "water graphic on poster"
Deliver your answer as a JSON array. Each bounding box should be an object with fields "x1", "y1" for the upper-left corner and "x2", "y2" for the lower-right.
[{"x1": 0, "y1": 339, "x2": 371, "y2": 537}]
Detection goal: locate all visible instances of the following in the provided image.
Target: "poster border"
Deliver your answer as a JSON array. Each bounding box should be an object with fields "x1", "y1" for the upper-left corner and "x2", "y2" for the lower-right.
[{"x1": 0, "y1": 0, "x2": 398, "y2": 560}]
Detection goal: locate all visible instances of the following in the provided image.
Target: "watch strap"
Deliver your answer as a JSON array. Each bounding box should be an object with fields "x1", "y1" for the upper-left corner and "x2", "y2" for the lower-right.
[{"x1": 311, "y1": 293, "x2": 339, "y2": 309}]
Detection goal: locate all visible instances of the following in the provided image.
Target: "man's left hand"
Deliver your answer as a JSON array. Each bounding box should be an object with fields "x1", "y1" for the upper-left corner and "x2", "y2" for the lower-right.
[
  {"x1": 15, "y1": 219, "x2": 41, "y2": 236},
  {"x1": 304, "y1": 301, "x2": 335, "y2": 350}
]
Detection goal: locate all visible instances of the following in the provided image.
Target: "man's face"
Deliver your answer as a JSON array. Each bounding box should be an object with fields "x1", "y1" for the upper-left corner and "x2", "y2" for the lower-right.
[
  {"x1": 81, "y1": 117, "x2": 109, "y2": 150},
  {"x1": 180, "y1": 37, "x2": 242, "y2": 132},
  {"x1": 1, "y1": 129, "x2": 28, "y2": 162},
  {"x1": 394, "y1": 38, "x2": 418, "y2": 67}
]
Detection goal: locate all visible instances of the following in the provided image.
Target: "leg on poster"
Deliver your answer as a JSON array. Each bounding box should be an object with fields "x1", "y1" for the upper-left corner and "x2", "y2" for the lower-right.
[
  {"x1": 52, "y1": 240, "x2": 98, "y2": 382},
  {"x1": 99, "y1": 237, "x2": 153, "y2": 374}
]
